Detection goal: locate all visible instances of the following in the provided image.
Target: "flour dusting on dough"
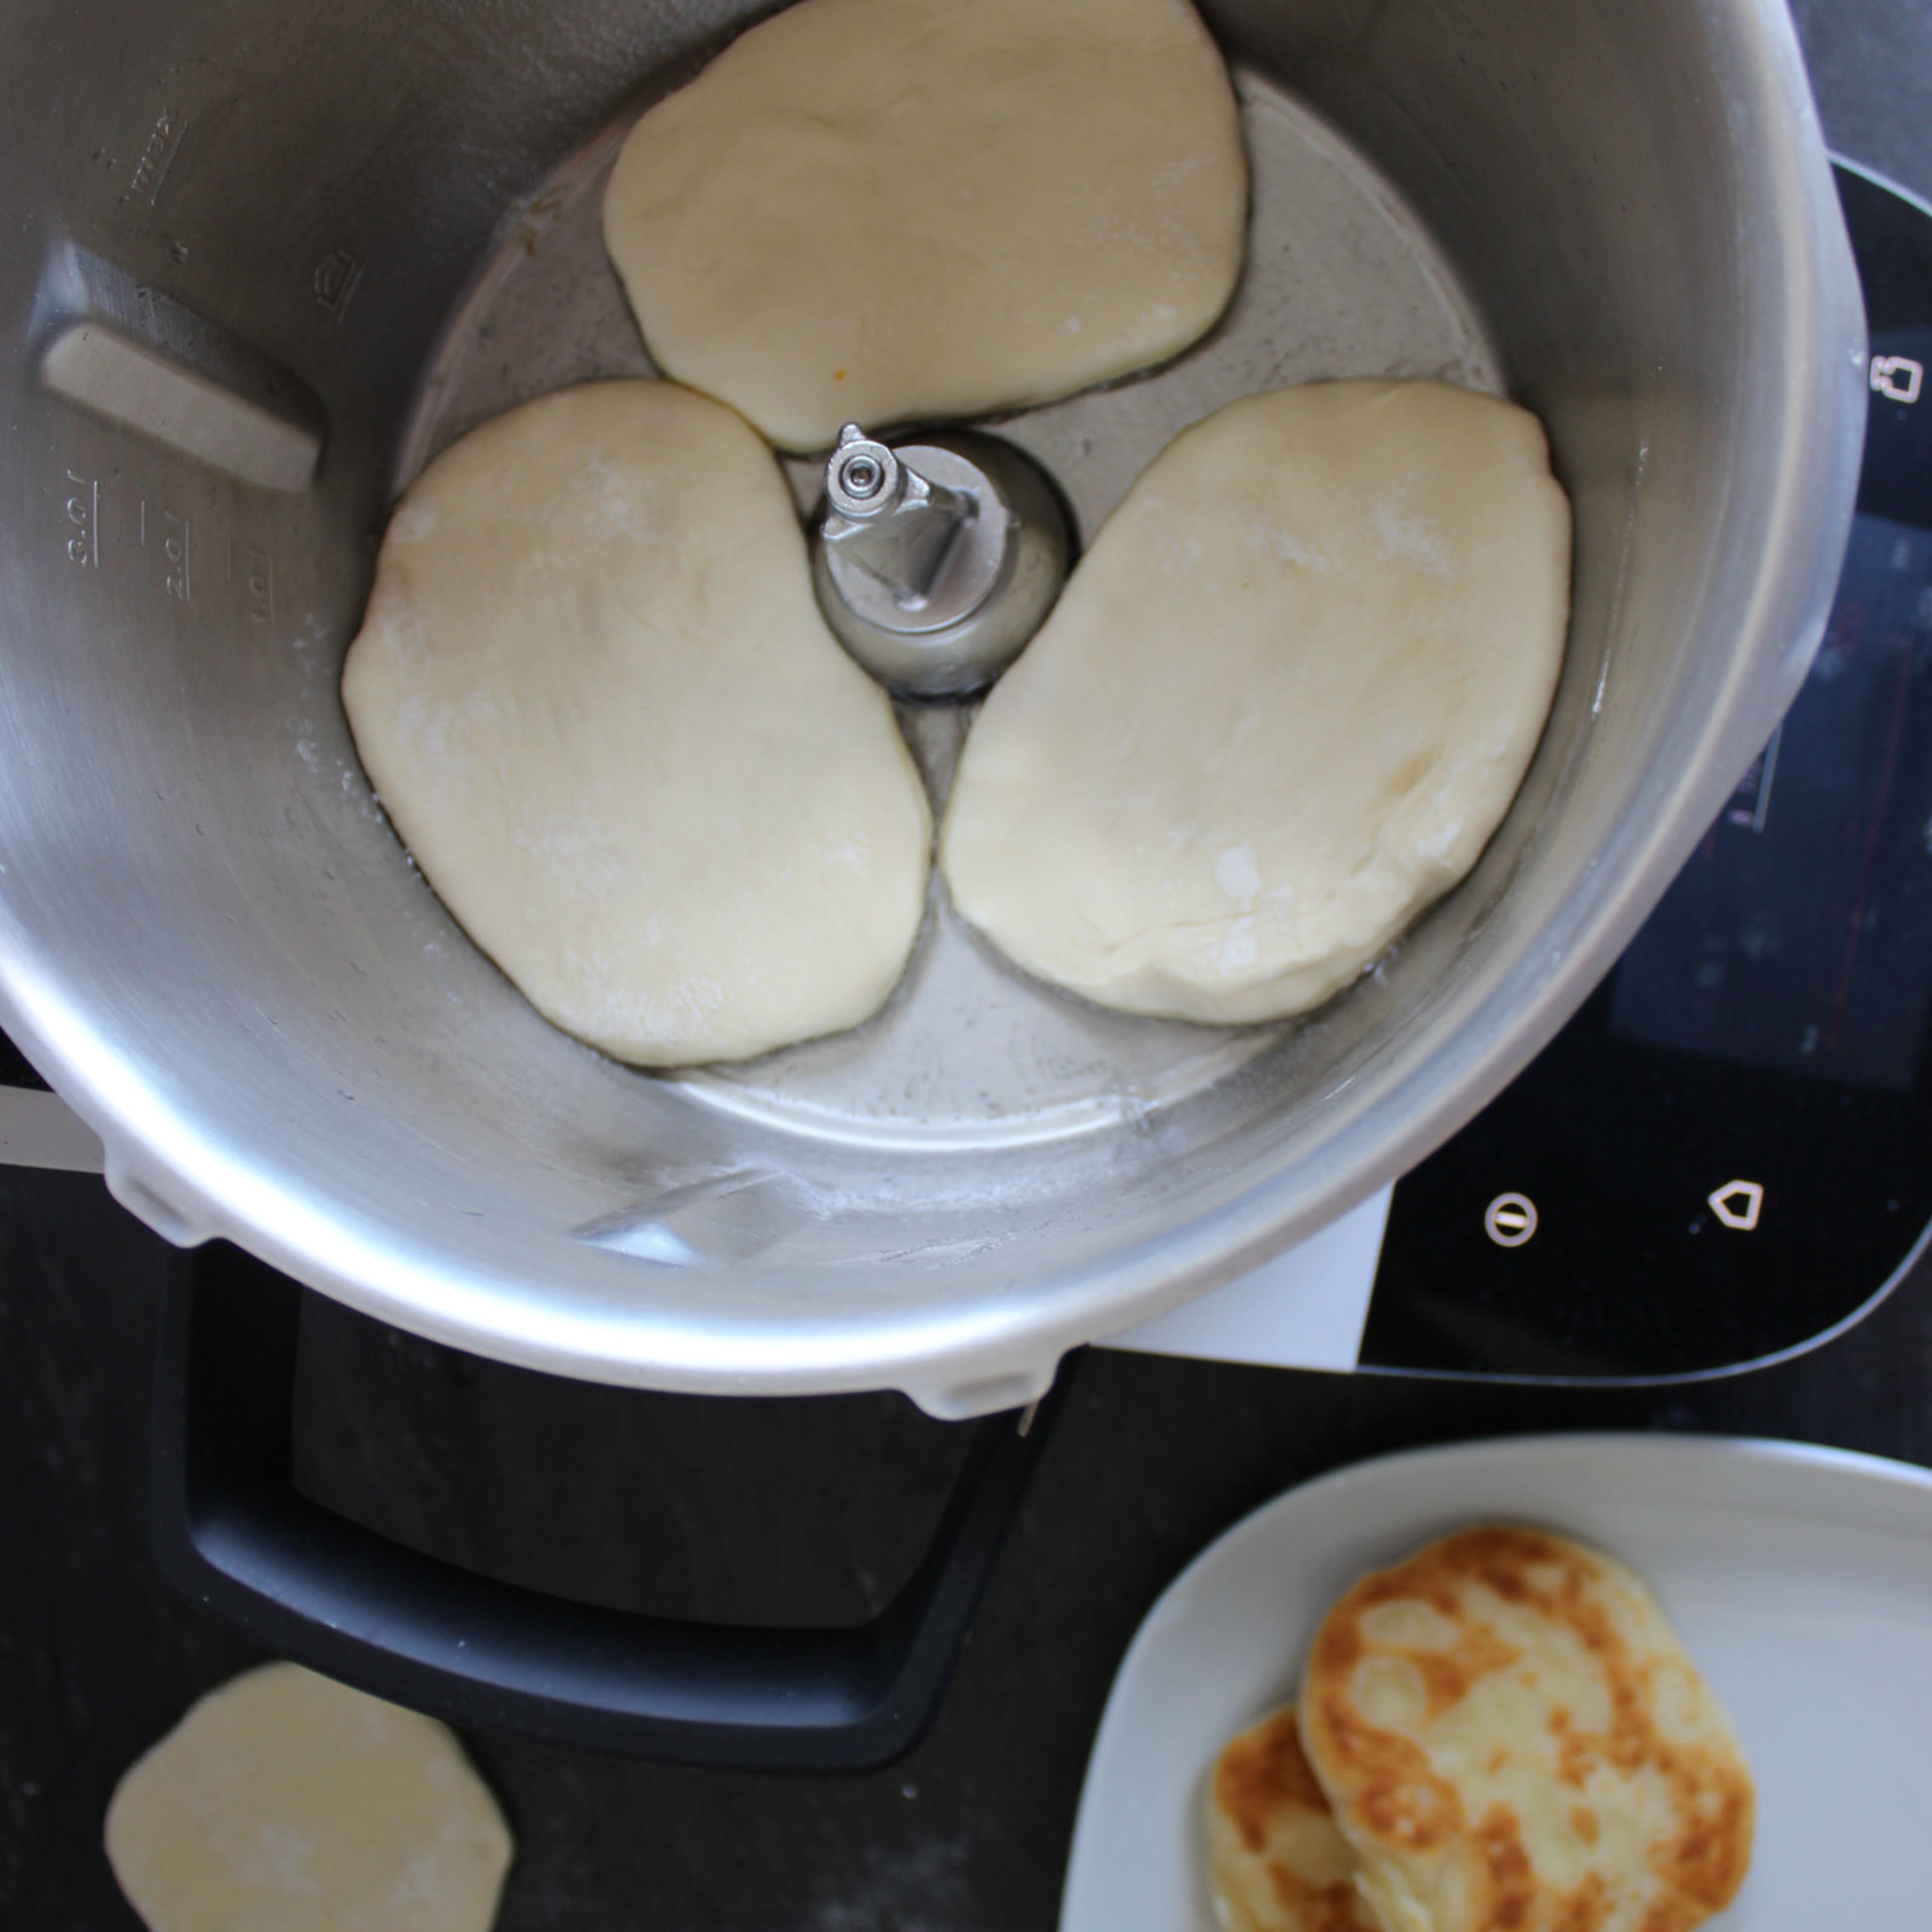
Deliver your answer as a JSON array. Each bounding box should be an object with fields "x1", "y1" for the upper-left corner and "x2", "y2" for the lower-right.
[
  {"x1": 941, "y1": 380, "x2": 1571, "y2": 1024},
  {"x1": 340, "y1": 380, "x2": 931, "y2": 1066}
]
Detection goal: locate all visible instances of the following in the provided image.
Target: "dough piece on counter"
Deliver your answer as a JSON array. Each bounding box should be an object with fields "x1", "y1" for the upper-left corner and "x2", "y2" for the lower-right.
[
  {"x1": 602, "y1": 0, "x2": 1247, "y2": 452},
  {"x1": 105, "y1": 1662, "x2": 512, "y2": 1932},
  {"x1": 1299, "y1": 1527, "x2": 1754, "y2": 1932},
  {"x1": 941, "y1": 380, "x2": 1570, "y2": 1024},
  {"x1": 342, "y1": 379, "x2": 931, "y2": 1067},
  {"x1": 1206, "y1": 1702, "x2": 1382, "y2": 1932}
]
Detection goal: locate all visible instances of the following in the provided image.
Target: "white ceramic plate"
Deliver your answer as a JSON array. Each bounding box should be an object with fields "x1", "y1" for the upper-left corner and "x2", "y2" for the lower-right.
[{"x1": 1059, "y1": 1433, "x2": 1932, "y2": 1931}]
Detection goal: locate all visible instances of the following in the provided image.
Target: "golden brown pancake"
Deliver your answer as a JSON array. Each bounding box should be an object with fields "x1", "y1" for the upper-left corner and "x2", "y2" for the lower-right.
[
  {"x1": 1299, "y1": 1527, "x2": 1753, "y2": 1932},
  {"x1": 1205, "y1": 1703, "x2": 1382, "y2": 1932}
]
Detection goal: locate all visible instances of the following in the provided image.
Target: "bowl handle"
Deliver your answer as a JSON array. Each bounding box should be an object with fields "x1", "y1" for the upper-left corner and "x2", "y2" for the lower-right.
[{"x1": 148, "y1": 1246, "x2": 1069, "y2": 1772}]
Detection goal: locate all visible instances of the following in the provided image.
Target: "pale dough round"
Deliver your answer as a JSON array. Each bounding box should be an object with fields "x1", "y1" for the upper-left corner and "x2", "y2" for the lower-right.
[
  {"x1": 940, "y1": 380, "x2": 1571, "y2": 1023},
  {"x1": 104, "y1": 1663, "x2": 512, "y2": 1932},
  {"x1": 602, "y1": 0, "x2": 1248, "y2": 453},
  {"x1": 342, "y1": 379, "x2": 931, "y2": 1067}
]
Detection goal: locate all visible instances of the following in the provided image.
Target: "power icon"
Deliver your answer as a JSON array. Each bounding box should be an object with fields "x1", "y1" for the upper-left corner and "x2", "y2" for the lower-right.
[
  {"x1": 1708, "y1": 1180, "x2": 1765, "y2": 1231},
  {"x1": 1484, "y1": 1192, "x2": 1538, "y2": 1248}
]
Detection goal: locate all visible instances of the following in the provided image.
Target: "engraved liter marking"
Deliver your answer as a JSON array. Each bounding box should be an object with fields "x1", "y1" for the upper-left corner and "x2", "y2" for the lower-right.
[
  {"x1": 63, "y1": 469, "x2": 100, "y2": 570},
  {"x1": 123, "y1": 109, "x2": 189, "y2": 207},
  {"x1": 162, "y1": 508, "x2": 191, "y2": 603},
  {"x1": 236, "y1": 539, "x2": 274, "y2": 628},
  {"x1": 312, "y1": 249, "x2": 365, "y2": 325}
]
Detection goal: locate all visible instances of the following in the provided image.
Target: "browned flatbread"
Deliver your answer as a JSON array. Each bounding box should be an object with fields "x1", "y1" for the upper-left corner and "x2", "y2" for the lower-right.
[
  {"x1": 1298, "y1": 1527, "x2": 1753, "y2": 1932},
  {"x1": 1204, "y1": 1703, "x2": 1382, "y2": 1932}
]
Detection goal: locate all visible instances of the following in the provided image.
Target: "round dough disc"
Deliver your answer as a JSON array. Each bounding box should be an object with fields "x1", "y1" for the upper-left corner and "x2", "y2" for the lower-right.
[
  {"x1": 602, "y1": 0, "x2": 1248, "y2": 452},
  {"x1": 940, "y1": 380, "x2": 1571, "y2": 1024},
  {"x1": 104, "y1": 1663, "x2": 512, "y2": 1932},
  {"x1": 342, "y1": 379, "x2": 932, "y2": 1067}
]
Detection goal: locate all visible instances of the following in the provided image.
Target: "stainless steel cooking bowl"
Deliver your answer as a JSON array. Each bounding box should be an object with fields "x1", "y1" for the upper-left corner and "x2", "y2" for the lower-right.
[{"x1": 0, "y1": 0, "x2": 1864, "y2": 1417}]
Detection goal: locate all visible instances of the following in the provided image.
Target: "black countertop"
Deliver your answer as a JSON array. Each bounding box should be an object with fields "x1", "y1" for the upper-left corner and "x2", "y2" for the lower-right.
[{"x1": 6, "y1": 4, "x2": 1932, "y2": 1926}]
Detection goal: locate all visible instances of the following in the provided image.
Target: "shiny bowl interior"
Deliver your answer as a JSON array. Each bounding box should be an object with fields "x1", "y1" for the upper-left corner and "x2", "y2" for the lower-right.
[{"x1": 0, "y1": 0, "x2": 1864, "y2": 1414}]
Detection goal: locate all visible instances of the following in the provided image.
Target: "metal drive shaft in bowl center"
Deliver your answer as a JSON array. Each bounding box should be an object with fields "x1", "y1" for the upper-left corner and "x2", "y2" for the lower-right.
[{"x1": 811, "y1": 422, "x2": 1071, "y2": 699}]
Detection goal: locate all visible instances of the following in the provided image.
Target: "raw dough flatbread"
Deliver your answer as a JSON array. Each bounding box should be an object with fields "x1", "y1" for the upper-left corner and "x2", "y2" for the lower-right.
[
  {"x1": 105, "y1": 1662, "x2": 512, "y2": 1932},
  {"x1": 603, "y1": 0, "x2": 1247, "y2": 452},
  {"x1": 940, "y1": 380, "x2": 1570, "y2": 1023},
  {"x1": 1298, "y1": 1527, "x2": 1754, "y2": 1932},
  {"x1": 1206, "y1": 1702, "x2": 1382, "y2": 1932},
  {"x1": 342, "y1": 379, "x2": 932, "y2": 1067}
]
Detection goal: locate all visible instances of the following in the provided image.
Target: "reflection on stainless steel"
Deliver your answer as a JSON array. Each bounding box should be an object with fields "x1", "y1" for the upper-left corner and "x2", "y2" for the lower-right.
[{"x1": 0, "y1": 1, "x2": 1865, "y2": 1415}]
